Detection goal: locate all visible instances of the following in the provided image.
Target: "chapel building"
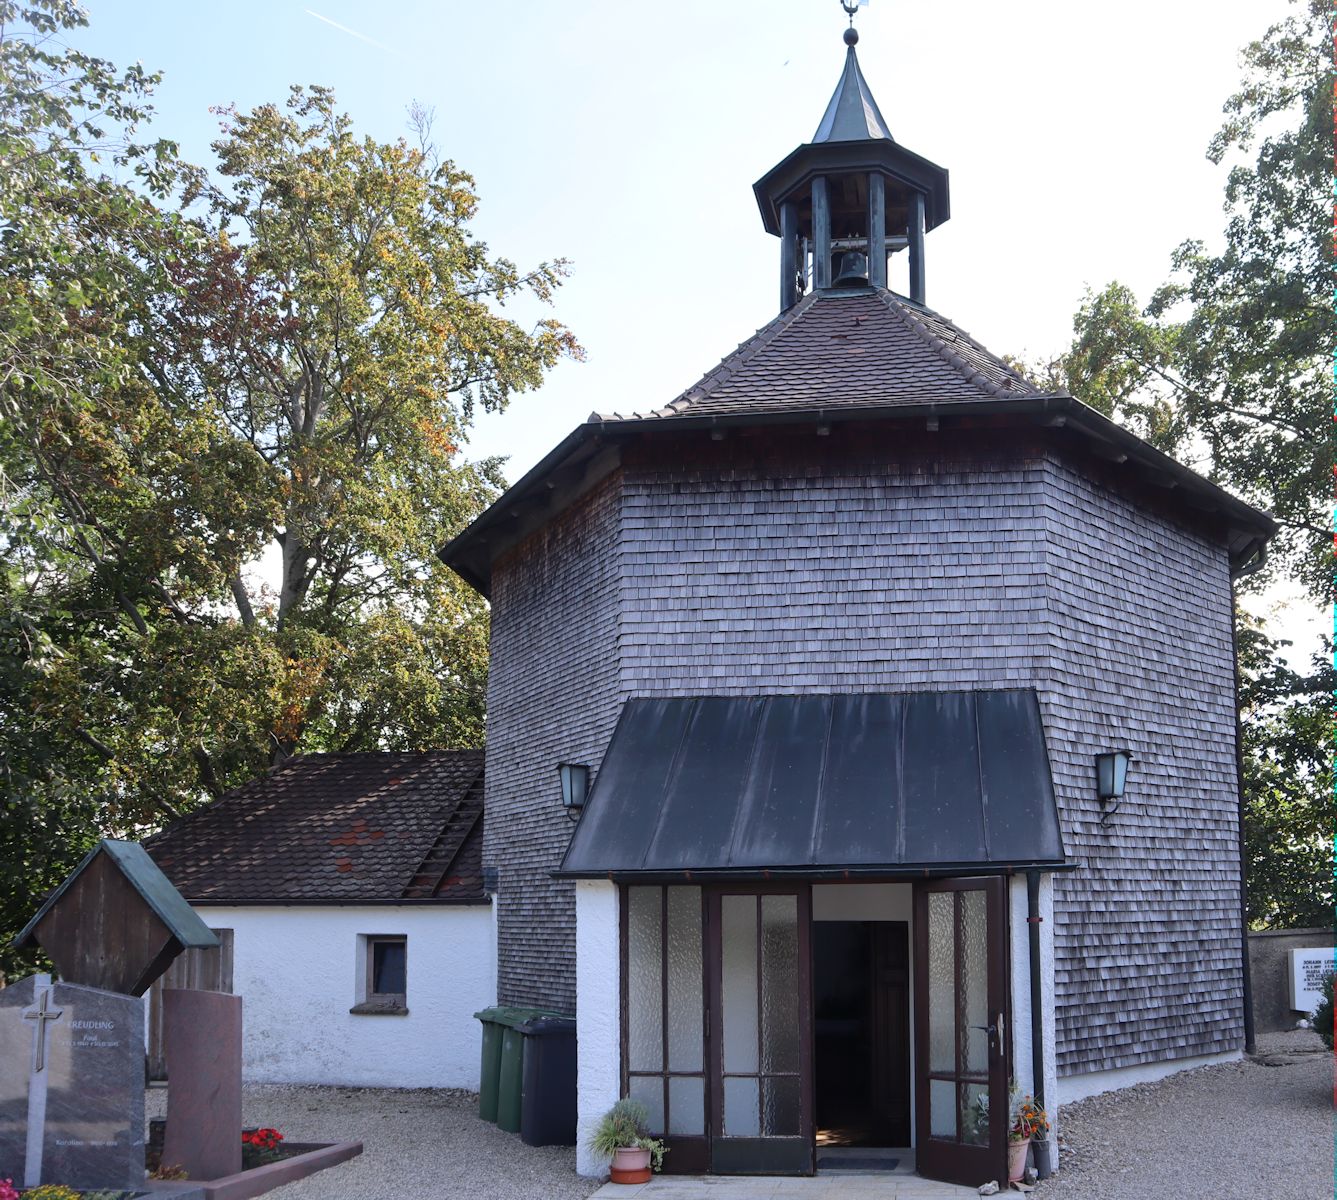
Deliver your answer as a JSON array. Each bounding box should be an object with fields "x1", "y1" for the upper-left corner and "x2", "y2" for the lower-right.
[{"x1": 441, "y1": 23, "x2": 1274, "y2": 1187}]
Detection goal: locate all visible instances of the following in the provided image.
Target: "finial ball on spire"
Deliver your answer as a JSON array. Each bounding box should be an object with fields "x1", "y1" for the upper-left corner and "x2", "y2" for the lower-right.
[{"x1": 844, "y1": 25, "x2": 859, "y2": 45}]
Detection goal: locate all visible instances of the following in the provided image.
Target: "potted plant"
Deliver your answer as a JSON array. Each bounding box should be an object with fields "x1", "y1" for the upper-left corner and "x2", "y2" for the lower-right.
[
  {"x1": 1008, "y1": 1092, "x2": 1049, "y2": 1183},
  {"x1": 587, "y1": 1098, "x2": 667, "y2": 1184}
]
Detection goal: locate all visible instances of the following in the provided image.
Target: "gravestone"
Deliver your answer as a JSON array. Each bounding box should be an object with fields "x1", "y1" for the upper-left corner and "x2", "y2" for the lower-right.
[
  {"x1": 0, "y1": 974, "x2": 144, "y2": 1189},
  {"x1": 161, "y1": 988, "x2": 243, "y2": 1180},
  {"x1": 1, "y1": 840, "x2": 220, "y2": 1190}
]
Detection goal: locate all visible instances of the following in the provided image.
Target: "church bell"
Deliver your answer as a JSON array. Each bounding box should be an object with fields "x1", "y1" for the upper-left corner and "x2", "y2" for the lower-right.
[{"x1": 832, "y1": 249, "x2": 869, "y2": 287}]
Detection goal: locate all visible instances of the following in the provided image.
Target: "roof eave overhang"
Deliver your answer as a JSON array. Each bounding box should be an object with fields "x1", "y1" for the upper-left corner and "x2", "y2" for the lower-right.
[
  {"x1": 438, "y1": 393, "x2": 1277, "y2": 597},
  {"x1": 553, "y1": 860, "x2": 1077, "y2": 882},
  {"x1": 183, "y1": 896, "x2": 491, "y2": 907},
  {"x1": 753, "y1": 141, "x2": 951, "y2": 235}
]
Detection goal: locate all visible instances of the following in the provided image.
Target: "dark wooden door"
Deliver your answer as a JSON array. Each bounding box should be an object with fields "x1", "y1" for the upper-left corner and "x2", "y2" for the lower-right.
[
  {"x1": 147, "y1": 929, "x2": 233, "y2": 1080},
  {"x1": 914, "y1": 878, "x2": 1009, "y2": 1187},
  {"x1": 870, "y1": 923, "x2": 911, "y2": 1145},
  {"x1": 706, "y1": 888, "x2": 813, "y2": 1175}
]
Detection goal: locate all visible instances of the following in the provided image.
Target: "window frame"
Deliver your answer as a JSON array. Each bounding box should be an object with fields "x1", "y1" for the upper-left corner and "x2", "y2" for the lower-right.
[{"x1": 350, "y1": 933, "x2": 409, "y2": 1015}]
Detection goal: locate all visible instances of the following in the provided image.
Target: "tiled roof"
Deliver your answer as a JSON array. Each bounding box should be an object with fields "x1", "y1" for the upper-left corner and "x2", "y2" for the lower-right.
[
  {"x1": 144, "y1": 751, "x2": 485, "y2": 903},
  {"x1": 596, "y1": 287, "x2": 1042, "y2": 423}
]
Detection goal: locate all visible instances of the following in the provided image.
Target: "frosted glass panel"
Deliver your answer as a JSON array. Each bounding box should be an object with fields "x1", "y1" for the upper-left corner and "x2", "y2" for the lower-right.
[
  {"x1": 760, "y1": 895, "x2": 799, "y2": 1074},
  {"x1": 668, "y1": 1075, "x2": 705, "y2": 1136},
  {"x1": 666, "y1": 887, "x2": 703, "y2": 1072},
  {"x1": 721, "y1": 895, "x2": 759, "y2": 1074},
  {"x1": 723, "y1": 1075, "x2": 760, "y2": 1136},
  {"x1": 960, "y1": 889, "x2": 989, "y2": 1075},
  {"x1": 628, "y1": 888, "x2": 663, "y2": 1072},
  {"x1": 928, "y1": 892, "x2": 955, "y2": 1073},
  {"x1": 929, "y1": 1079, "x2": 957, "y2": 1139},
  {"x1": 761, "y1": 1076, "x2": 801, "y2": 1136},
  {"x1": 962, "y1": 1081, "x2": 990, "y2": 1147},
  {"x1": 629, "y1": 1074, "x2": 664, "y2": 1134}
]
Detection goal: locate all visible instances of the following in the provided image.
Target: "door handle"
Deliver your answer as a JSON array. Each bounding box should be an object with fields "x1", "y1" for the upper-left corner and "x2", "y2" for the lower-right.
[{"x1": 973, "y1": 1013, "x2": 1005, "y2": 1055}]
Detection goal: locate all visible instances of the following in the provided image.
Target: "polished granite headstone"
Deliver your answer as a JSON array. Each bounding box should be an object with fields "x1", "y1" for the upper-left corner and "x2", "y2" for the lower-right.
[
  {"x1": 0, "y1": 973, "x2": 145, "y2": 1190},
  {"x1": 162, "y1": 988, "x2": 243, "y2": 1180}
]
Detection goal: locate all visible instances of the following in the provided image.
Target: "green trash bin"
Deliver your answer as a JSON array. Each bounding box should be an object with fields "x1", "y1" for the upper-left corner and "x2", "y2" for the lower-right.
[
  {"x1": 474, "y1": 1008, "x2": 506, "y2": 1123},
  {"x1": 496, "y1": 1021, "x2": 527, "y2": 1133},
  {"x1": 477, "y1": 1006, "x2": 565, "y2": 1132}
]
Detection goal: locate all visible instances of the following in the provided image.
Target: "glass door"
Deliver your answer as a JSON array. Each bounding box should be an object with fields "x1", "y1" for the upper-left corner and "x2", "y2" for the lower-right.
[
  {"x1": 706, "y1": 888, "x2": 813, "y2": 1175},
  {"x1": 914, "y1": 877, "x2": 1009, "y2": 1187},
  {"x1": 623, "y1": 885, "x2": 708, "y2": 1172}
]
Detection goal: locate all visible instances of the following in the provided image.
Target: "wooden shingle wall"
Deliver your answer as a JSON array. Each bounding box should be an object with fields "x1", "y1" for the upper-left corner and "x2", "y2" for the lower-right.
[
  {"x1": 485, "y1": 473, "x2": 624, "y2": 1011},
  {"x1": 484, "y1": 435, "x2": 1245, "y2": 1080},
  {"x1": 616, "y1": 450, "x2": 1051, "y2": 695},
  {"x1": 1038, "y1": 455, "x2": 1242, "y2": 1075}
]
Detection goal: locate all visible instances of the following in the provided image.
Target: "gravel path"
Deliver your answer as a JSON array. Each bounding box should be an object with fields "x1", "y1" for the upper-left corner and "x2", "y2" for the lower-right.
[
  {"x1": 147, "y1": 1030, "x2": 1330, "y2": 1199},
  {"x1": 147, "y1": 1083, "x2": 601, "y2": 1200},
  {"x1": 1033, "y1": 1030, "x2": 1332, "y2": 1200}
]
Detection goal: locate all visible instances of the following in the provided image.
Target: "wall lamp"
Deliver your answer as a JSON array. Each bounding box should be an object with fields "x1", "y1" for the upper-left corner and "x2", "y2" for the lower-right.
[
  {"x1": 1095, "y1": 750, "x2": 1133, "y2": 821},
  {"x1": 558, "y1": 762, "x2": 590, "y2": 813}
]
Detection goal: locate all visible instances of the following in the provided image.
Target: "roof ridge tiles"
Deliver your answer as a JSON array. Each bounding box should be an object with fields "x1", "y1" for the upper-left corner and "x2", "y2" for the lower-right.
[{"x1": 876, "y1": 291, "x2": 1039, "y2": 399}]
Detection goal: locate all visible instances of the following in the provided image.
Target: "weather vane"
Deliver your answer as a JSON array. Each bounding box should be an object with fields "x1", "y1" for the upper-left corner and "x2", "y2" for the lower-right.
[{"x1": 841, "y1": 0, "x2": 868, "y2": 44}]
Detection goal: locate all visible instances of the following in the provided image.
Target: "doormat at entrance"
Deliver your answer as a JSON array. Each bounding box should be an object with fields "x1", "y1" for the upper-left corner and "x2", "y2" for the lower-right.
[{"x1": 816, "y1": 1156, "x2": 900, "y2": 1171}]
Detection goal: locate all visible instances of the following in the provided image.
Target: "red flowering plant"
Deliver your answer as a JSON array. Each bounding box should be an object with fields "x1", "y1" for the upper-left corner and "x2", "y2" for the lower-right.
[
  {"x1": 241, "y1": 1127, "x2": 286, "y2": 1167},
  {"x1": 1008, "y1": 1094, "x2": 1049, "y2": 1144},
  {"x1": 0, "y1": 1176, "x2": 17, "y2": 1200}
]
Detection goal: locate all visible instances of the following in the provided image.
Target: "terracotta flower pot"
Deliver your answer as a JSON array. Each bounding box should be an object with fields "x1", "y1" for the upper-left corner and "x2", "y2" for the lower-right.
[
  {"x1": 1007, "y1": 1137, "x2": 1031, "y2": 1183},
  {"x1": 609, "y1": 1145, "x2": 652, "y2": 1185}
]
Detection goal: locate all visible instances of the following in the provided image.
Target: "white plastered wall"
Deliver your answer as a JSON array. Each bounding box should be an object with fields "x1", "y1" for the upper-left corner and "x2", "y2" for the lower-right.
[
  {"x1": 1008, "y1": 874, "x2": 1059, "y2": 1140},
  {"x1": 575, "y1": 880, "x2": 620, "y2": 1178},
  {"x1": 1056, "y1": 1049, "x2": 1241, "y2": 1105},
  {"x1": 811, "y1": 882, "x2": 915, "y2": 1144},
  {"x1": 195, "y1": 904, "x2": 495, "y2": 1088}
]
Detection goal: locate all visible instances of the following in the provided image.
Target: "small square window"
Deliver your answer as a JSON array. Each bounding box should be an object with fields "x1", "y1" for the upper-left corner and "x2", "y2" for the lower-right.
[{"x1": 351, "y1": 935, "x2": 408, "y2": 1015}]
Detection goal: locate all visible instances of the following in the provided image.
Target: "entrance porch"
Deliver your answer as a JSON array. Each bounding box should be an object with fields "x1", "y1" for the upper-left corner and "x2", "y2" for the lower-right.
[{"x1": 563, "y1": 692, "x2": 1067, "y2": 1189}]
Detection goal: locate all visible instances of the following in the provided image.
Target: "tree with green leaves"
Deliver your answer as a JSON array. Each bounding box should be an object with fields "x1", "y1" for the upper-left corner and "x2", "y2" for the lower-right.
[
  {"x1": 1236, "y1": 623, "x2": 1333, "y2": 929},
  {"x1": 0, "y1": 4, "x2": 580, "y2": 974},
  {"x1": 1041, "y1": 0, "x2": 1330, "y2": 601},
  {"x1": 1039, "y1": 0, "x2": 1332, "y2": 930}
]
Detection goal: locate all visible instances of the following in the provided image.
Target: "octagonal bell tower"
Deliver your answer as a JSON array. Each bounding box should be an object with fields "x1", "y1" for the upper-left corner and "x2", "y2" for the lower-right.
[{"x1": 753, "y1": 21, "x2": 950, "y2": 309}]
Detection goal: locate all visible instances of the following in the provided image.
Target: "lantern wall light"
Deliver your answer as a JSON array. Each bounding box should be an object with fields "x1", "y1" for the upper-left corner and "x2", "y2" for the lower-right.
[
  {"x1": 558, "y1": 762, "x2": 590, "y2": 813},
  {"x1": 1095, "y1": 750, "x2": 1133, "y2": 821}
]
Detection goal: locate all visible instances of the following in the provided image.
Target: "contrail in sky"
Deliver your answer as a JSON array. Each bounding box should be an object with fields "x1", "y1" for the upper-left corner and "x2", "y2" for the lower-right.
[{"x1": 303, "y1": 9, "x2": 395, "y2": 54}]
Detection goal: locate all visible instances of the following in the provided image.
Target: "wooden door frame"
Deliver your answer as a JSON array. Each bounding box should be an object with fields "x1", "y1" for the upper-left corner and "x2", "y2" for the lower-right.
[
  {"x1": 704, "y1": 883, "x2": 814, "y2": 1176},
  {"x1": 617, "y1": 884, "x2": 709, "y2": 1173},
  {"x1": 912, "y1": 876, "x2": 1010, "y2": 1187}
]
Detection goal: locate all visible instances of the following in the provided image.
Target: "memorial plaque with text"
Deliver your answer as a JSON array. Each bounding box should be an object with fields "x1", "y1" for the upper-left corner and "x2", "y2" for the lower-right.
[
  {"x1": 1290, "y1": 949, "x2": 1335, "y2": 1014},
  {"x1": 0, "y1": 974, "x2": 144, "y2": 1189}
]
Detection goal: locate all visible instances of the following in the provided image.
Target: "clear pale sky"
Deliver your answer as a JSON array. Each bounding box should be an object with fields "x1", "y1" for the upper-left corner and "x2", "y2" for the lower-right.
[{"x1": 74, "y1": 0, "x2": 1317, "y2": 654}]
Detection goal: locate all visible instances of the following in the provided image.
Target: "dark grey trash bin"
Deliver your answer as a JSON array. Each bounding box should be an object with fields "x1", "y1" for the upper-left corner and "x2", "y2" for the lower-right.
[{"x1": 518, "y1": 1015, "x2": 577, "y2": 1147}]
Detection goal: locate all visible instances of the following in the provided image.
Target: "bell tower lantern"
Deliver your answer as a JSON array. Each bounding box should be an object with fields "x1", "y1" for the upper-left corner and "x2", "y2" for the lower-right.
[{"x1": 753, "y1": 4, "x2": 950, "y2": 310}]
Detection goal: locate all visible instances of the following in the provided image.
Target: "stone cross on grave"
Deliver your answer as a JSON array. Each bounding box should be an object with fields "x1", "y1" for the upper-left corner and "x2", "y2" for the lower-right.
[
  {"x1": 19, "y1": 975, "x2": 62, "y2": 1188},
  {"x1": 22, "y1": 984, "x2": 62, "y2": 1073}
]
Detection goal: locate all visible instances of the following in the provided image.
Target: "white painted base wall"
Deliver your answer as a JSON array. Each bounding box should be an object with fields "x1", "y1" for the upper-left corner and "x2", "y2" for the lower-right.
[
  {"x1": 575, "y1": 881, "x2": 619, "y2": 1178},
  {"x1": 196, "y1": 904, "x2": 495, "y2": 1089},
  {"x1": 1008, "y1": 874, "x2": 1059, "y2": 1139},
  {"x1": 1057, "y1": 1049, "x2": 1243, "y2": 1105}
]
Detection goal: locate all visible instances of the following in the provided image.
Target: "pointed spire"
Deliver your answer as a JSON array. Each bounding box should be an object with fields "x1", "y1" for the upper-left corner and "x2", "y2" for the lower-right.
[{"x1": 812, "y1": 32, "x2": 894, "y2": 144}]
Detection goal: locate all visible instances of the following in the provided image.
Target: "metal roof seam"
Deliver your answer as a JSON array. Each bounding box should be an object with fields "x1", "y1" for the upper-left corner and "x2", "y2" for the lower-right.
[{"x1": 807, "y1": 696, "x2": 838, "y2": 867}]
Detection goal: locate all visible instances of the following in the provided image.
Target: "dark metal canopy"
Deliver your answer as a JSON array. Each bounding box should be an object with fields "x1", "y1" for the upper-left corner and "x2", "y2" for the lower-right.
[{"x1": 557, "y1": 690, "x2": 1067, "y2": 879}]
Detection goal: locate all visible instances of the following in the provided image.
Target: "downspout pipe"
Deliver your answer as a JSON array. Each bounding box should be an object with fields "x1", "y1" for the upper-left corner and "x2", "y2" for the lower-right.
[
  {"x1": 1026, "y1": 870, "x2": 1044, "y2": 1109},
  {"x1": 1229, "y1": 540, "x2": 1267, "y2": 1056}
]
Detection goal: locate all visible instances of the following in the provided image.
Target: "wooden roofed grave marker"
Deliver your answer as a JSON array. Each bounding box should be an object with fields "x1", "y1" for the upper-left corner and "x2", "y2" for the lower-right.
[{"x1": 1, "y1": 839, "x2": 221, "y2": 1190}]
